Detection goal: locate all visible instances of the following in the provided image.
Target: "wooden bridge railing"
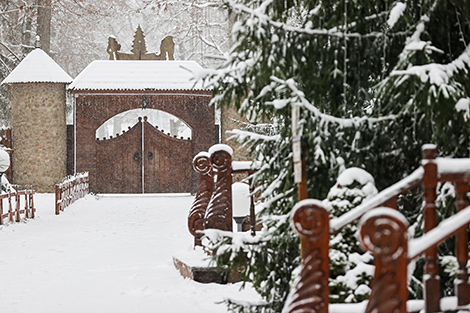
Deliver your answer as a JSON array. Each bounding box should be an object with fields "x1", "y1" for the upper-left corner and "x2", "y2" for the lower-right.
[
  {"x1": 0, "y1": 187, "x2": 36, "y2": 225},
  {"x1": 55, "y1": 172, "x2": 89, "y2": 215},
  {"x1": 284, "y1": 144, "x2": 470, "y2": 313},
  {"x1": 188, "y1": 144, "x2": 259, "y2": 247}
]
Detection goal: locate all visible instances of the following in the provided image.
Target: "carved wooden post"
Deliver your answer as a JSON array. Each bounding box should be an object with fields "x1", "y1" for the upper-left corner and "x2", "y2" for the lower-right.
[
  {"x1": 383, "y1": 196, "x2": 397, "y2": 210},
  {"x1": 359, "y1": 208, "x2": 408, "y2": 313},
  {"x1": 422, "y1": 144, "x2": 440, "y2": 313},
  {"x1": 283, "y1": 200, "x2": 329, "y2": 313},
  {"x1": 455, "y1": 182, "x2": 470, "y2": 306},
  {"x1": 205, "y1": 145, "x2": 233, "y2": 232},
  {"x1": 188, "y1": 152, "x2": 213, "y2": 247}
]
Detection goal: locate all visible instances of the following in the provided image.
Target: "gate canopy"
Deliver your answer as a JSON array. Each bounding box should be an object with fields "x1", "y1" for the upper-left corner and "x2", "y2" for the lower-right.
[
  {"x1": 70, "y1": 60, "x2": 215, "y2": 193},
  {"x1": 68, "y1": 60, "x2": 207, "y2": 91}
]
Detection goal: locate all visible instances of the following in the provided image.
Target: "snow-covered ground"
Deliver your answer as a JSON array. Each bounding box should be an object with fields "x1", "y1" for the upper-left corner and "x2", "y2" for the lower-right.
[{"x1": 0, "y1": 193, "x2": 259, "y2": 313}]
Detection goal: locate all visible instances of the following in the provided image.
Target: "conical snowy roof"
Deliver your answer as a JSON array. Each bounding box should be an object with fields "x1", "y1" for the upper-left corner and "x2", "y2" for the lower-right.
[{"x1": 1, "y1": 49, "x2": 72, "y2": 85}]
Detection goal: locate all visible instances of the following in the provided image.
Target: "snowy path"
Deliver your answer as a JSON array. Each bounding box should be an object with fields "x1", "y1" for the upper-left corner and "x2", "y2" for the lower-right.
[{"x1": 0, "y1": 194, "x2": 258, "y2": 313}]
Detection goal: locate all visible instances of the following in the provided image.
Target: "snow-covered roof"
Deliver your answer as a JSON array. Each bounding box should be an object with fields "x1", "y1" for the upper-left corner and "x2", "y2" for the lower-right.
[
  {"x1": 1, "y1": 49, "x2": 72, "y2": 85},
  {"x1": 68, "y1": 60, "x2": 208, "y2": 91}
]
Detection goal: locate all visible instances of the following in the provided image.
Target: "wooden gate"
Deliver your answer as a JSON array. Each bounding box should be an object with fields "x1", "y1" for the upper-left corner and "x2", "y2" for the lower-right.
[{"x1": 96, "y1": 117, "x2": 192, "y2": 193}]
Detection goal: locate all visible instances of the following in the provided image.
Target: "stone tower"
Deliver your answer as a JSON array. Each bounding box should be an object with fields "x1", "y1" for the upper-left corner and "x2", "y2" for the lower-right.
[{"x1": 1, "y1": 48, "x2": 72, "y2": 192}]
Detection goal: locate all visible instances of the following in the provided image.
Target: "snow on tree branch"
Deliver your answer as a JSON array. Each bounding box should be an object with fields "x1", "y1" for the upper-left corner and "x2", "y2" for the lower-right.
[
  {"x1": 387, "y1": 2, "x2": 406, "y2": 29},
  {"x1": 269, "y1": 76, "x2": 396, "y2": 128},
  {"x1": 227, "y1": 0, "x2": 388, "y2": 39},
  {"x1": 391, "y1": 44, "x2": 470, "y2": 93}
]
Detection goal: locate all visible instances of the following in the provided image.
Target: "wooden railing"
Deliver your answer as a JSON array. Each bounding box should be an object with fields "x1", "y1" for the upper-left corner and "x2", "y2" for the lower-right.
[
  {"x1": 0, "y1": 187, "x2": 36, "y2": 225},
  {"x1": 55, "y1": 172, "x2": 89, "y2": 215},
  {"x1": 284, "y1": 144, "x2": 470, "y2": 313},
  {"x1": 188, "y1": 144, "x2": 259, "y2": 247}
]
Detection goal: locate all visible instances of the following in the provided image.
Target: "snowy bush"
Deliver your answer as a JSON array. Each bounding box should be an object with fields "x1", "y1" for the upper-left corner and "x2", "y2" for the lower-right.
[{"x1": 326, "y1": 167, "x2": 377, "y2": 303}]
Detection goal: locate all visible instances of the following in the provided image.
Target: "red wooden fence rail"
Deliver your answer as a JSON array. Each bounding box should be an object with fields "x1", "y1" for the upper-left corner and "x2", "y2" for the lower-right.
[
  {"x1": 55, "y1": 172, "x2": 89, "y2": 215},
  {"x1": 284, "y1": 144, "x2": 470, "y2": 313},
  {"x1": 0, "y1": 187, "x2": 35, "y2": 225}
]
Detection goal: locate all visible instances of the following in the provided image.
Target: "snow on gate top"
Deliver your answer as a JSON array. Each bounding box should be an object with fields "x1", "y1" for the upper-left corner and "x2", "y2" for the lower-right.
[{"x1": 68, "y1": 60, "x2": 207, "y2": 91}]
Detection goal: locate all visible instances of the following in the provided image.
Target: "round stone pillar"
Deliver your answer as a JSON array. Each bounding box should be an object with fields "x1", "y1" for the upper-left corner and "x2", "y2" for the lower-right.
[
  {"x1": 10, "y1": 83, "x2": 67, "y2": 192},
  {"x1": 2, "y1": 48, "x2": 72, "y2": 192}
]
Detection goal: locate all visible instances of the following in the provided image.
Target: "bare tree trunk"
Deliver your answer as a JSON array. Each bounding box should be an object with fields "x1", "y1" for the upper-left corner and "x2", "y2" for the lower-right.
[
  {"x1": 22, "y1": 8, "x2": 33, "y2": 55},
  {"x1": 37, "y1": 0, "x2": 51, "y2": 54}
]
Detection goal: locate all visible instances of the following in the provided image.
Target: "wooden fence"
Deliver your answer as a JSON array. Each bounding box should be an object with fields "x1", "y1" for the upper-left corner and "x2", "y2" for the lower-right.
[
  {"x1": 284, "y1": 144, "x2": 470, "y2": 313},
  {"x1": 55, "y1": 172, "x2": 89, "y2": 215},
  {"x1": 0, "y1": 187, "x2": 36, "y2": 225}
]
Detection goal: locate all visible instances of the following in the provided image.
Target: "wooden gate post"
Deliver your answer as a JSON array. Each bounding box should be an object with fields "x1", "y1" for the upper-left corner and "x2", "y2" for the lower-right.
[
  {"x1": 360, "y1": 208, "x2": 408, "y2": 313},
  {"x1": 188, "y1": 152, "x2": 213, "y2": 247},
  {"x1": 205, "y1": 145, "x2": 233, "y2": 232},
  {"x1": 455, "y1": 182, "x2": 470, "y2": 306},
  {"x1": 422, "y1": 144, "x2": 440, "y2": 313},
  {"x1": 283, "y1": 200, "x2": 330, "y2": 313}
]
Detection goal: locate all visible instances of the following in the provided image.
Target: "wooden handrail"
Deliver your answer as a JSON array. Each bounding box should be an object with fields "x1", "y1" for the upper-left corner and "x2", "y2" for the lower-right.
[
  {"x1": 408, "y1": 205, "x2": 470, "y2": 260},
  {"x1": 286, "y1": 144, "x2": 470, "y2": 313},
  {"x1": 330, "y1": 167, "x2": 423, "y2": 234},
  {"x1": 360, "y1": 205, "x2": 470, "y2": 313}
]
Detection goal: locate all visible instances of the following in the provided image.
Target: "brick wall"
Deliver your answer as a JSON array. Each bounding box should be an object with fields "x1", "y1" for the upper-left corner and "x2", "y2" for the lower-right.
[{"x1": 73, "y1": 90, "x2": 215, "y2": 193}]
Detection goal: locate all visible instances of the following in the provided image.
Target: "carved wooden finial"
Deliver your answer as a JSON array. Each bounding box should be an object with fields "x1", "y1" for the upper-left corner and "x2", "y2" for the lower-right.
[
  {"x1": 283, "y1": 200, "x2": 330, "y2": 313},
  {"x1": 188, "y1": 152, "x2": 213, "y2": 246},
  {"x1": 359, "y1": 208, "x2": 408, "y2": 313},
  {"x1": 205, "y1": 146, "x2": 233, "y2": 232}
]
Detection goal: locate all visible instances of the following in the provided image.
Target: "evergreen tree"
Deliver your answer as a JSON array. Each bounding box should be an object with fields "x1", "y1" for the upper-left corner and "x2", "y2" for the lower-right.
[{"x1": 201, "y1": 0, "x2": 470, "y2": 312}]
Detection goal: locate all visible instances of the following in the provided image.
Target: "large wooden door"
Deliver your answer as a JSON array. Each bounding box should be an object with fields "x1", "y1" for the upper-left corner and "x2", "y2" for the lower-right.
[
  {"x1": 143, "y1": 119, "x2": 193, "y2": 193},
  {"x1": 96, "y1": 120, "x2": 142, "y2": 193},
  {"x1": 95, "y1": 117, "x2": 193, "y2": 193}
]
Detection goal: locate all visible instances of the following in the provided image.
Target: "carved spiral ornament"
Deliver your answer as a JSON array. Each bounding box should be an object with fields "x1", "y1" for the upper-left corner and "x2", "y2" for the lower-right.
[
  {"x1": 193, "y1": 154, "x2": 211, "y2": 175},
  {"x1": 293, "y1": 203, "x2": 328, "y2": 241},
  {"x1": 188, "y1": 152, "x2": 213, "y2": 244},
  {"x1": 211, "y1": 150, "x2": 231, "y2": 171},
  {"x1": 360, "y1": 213, "x2": 407, "y2": 262}
]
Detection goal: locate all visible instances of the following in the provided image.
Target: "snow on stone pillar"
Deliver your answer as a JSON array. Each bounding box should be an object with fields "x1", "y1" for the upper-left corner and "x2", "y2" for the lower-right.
[{"x1": 1, "y1": 48, "x2": 72, "y2": 192}]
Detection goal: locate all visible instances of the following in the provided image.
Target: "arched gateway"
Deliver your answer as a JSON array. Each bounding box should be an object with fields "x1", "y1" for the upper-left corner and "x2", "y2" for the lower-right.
[{"x1": 68, "y1": 60, "x2": 215, "y2": 193}]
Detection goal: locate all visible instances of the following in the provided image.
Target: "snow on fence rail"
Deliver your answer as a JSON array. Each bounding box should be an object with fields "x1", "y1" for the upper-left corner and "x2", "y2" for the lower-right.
[
  {"x1": 0, "y1": 187, "x2": 36, "y2": 225},
  {"x1": 55, "y1": 172, "x2": 89, "y2": 215},
  {"x1": 284, "y1": 144, "x2": 470, "y2": 313}
]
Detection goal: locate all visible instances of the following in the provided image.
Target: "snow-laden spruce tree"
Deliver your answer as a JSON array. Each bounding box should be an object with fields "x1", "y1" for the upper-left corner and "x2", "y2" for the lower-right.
[{"x1": 201, "y1": 0, "x2": 470, "y2": 312}]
